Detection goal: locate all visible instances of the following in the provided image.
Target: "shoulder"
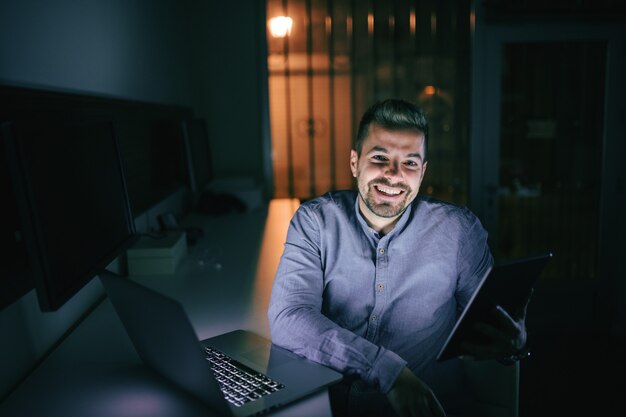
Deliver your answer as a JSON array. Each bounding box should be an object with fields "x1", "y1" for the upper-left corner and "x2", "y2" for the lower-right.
[
  {"x1": 411, "y1": 195, "x2": 483, "y2": 230},
  {"x1": 299, "y1": 190, "x2": 357, "y2": 216},
  {"x1": 287, "y1": 190, "x2": 357, "y2": 242}
]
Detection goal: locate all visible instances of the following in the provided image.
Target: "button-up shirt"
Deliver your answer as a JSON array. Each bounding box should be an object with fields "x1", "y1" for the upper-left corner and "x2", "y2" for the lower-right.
[{"x1": 268, "y1": 190, "x2": 493, "y2": 407}]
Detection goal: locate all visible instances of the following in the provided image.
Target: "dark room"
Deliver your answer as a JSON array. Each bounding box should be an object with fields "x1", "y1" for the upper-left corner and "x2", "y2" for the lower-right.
[{"x1": 1, "y1": 1, "x2": 624, "y2": 417}]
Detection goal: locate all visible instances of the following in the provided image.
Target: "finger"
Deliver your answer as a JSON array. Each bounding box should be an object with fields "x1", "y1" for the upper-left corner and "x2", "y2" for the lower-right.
[
  {"x1": 490, "y1": 306, "x2": 523, "y2": 336},
  {"x1": 491, "y1": 306, "x2": 528, "y2": 349},
  {"x1": 518, "y1": 288, "x2": 534, "y2": 319},
  {"x1": 494, "y1": 305, "x2": 517, "y2": 326}
]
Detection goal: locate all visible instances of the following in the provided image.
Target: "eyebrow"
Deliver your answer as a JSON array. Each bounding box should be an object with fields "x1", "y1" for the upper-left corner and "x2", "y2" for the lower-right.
[{"x1": 366, "y1": 146, "x2": 424, "y2": 162}]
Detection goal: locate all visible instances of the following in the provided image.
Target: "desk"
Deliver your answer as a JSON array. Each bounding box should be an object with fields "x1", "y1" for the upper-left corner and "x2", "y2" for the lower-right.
[{"x1": 0, "y1": 199, "x2": 334, "y2": 417}]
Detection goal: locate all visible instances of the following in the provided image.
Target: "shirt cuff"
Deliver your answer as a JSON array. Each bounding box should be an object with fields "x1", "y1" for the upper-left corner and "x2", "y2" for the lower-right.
[{"x1": 364, "y1": 347, "x2": 407, "y2": 394}]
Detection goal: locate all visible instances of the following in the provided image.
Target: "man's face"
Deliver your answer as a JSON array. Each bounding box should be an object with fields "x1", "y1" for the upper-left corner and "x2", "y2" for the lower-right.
[{"x1": 350, "y1": 124, "x2": 427, "y2": 223}]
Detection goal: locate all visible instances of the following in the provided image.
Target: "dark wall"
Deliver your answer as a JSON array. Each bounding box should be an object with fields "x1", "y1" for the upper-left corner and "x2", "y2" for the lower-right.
[
  {"x1": 0, "y1": 0, "x2": 270, "y2": 399},
  {"x1": 189, "y1": 0, "x2": 272, "y2": 189},
  {"x1": 0, "y1": 0, "x2": 195, "y2": 106}
]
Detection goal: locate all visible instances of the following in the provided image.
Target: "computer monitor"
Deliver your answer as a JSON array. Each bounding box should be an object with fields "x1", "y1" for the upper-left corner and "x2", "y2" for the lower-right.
[
  {"x1": 2, "y1": 120, "x2": 137, "y2": 311},
  {"x1": 181, "y1": 118, "x2": 213, "y2": 199},
  {"x1": 1, "y1": 139, "x2": 31, "y2": 310},
  {"x1": 115, "y1": 119, "x2": 188, "y2": 217}
]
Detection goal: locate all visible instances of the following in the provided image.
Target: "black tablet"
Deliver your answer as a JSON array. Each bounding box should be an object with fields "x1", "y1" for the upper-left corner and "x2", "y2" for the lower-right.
[{"x1": 436, "y1": 252, "x2": 553, "y2": 362}]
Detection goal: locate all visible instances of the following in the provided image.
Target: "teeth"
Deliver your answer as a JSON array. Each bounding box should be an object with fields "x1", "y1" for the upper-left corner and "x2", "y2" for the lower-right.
[{"x1": 375, "y1": 185, "x2": 402, "y2": 195}]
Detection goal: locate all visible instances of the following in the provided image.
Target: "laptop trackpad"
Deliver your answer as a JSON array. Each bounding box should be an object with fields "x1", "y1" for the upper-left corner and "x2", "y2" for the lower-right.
[{"x1": 241, "y1": 345, "x2": 293, "y2": 369}]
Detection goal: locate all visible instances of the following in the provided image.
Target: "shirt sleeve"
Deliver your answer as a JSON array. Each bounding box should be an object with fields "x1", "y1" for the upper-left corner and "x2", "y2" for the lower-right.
[
  {"x1": 268, "y1": 205, "x2": 407, "y2": 394},
  {"x1": 455, "y1": 212, "x2": 494, "y2": 311}
]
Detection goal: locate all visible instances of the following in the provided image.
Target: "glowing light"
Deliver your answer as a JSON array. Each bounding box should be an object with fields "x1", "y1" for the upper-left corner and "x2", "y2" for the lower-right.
[
  {"x1": 268, "y1": 16, "x2": 293, "y2": 38},
  {"x1": 424, "y1": 85, "x2": 436, "y2": 95},
  {"x1": 251, "y1": 199, "x2": 300, "y2": 332}
]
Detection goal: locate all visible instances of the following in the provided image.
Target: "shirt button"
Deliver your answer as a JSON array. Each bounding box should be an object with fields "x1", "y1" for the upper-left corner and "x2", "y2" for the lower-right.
[
  {"x1": 371, "y1": 315, "x2": 377, "y2": 321},
  {"x1": 377, "y1": 283, "x2": 385, "y2": 291},
  {"x1": 379, "y1": 248, "x2": 385, "y2": 255}
]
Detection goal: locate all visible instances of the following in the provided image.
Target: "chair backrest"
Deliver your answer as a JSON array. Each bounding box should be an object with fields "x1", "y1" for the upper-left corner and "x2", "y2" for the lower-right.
[{"x1": 463, "y1": 360, "x2": 519, "y2": 417}]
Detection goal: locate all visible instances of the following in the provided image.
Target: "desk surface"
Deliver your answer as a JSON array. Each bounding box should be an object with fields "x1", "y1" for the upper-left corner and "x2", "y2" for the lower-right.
[{"x1": 0, "y1": 199, "x2": 334, "y2": 417}]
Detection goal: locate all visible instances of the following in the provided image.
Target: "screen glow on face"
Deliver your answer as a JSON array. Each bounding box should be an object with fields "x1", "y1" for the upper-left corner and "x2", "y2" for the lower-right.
[{"x1": 351, "y1": 125, "x2": 427, "y2": 227}]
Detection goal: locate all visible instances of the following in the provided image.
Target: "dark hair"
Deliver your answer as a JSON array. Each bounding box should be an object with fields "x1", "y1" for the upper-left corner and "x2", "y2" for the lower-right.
[{"x1": 354, "y1": 99, "x2": 429, "y2": 159}]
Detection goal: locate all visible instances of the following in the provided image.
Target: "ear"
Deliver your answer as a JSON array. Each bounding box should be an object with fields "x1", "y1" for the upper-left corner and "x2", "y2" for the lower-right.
[
  {"x1": 350, "y1": 150, "x2": 358, "y2": 178},
  {"x1": 421, "y1": 161, "x2": 428, "y2": 181}
]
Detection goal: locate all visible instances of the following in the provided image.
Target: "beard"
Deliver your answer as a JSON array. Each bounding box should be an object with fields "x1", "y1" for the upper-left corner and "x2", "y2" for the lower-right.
[{"x1": 358, "y1": 176, "x2": 414, "y2": 218}]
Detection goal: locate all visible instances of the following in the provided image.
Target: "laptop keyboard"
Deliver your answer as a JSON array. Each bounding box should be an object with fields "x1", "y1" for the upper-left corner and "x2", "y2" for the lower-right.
[{"x1": 205, "y1": 346, "x2": 285, "y2": 407}]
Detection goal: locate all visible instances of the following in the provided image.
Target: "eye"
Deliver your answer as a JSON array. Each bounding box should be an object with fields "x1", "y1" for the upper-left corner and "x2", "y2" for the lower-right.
[
  {"x1": 404, "y1": 160, "x2": 420, "y2": 169},
  {"x1": 371, "y1": 155, "x2": 388, "y2": 163}
]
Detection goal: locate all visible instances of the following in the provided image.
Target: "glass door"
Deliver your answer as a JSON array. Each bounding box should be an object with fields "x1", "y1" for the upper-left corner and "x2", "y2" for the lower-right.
[
  {"x1": 497, "y1": 40, "x2": 605, "y2": 279},
  {"x1": 470, "y1": 13, "x2": 625, "y2": 286}
]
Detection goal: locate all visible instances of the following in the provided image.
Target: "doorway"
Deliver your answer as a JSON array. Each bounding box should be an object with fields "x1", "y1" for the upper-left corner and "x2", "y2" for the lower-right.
[
  {"x1": 470, "y1": 4, "x2": 626, "y2": 415},
  {"x1": 470, "y1": 9, "x2": 625, "y2": 285}
]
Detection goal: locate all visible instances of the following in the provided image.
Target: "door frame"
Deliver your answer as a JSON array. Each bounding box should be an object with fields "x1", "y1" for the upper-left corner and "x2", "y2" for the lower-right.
[{"x1": 469, "y1": 2, "x2": 626, "y2": 322}]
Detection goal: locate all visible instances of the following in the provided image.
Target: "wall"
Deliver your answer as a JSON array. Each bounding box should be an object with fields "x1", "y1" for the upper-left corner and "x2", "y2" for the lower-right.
[
  {"x1": 0, "y1": 0, "x2": 270, "y2": 400},
  {"x1": 189, "y1": 0, "x2": 272, "y2": 193},
  {"x1": 0, "y1": 0, "x2": 194, "y2": 105}
]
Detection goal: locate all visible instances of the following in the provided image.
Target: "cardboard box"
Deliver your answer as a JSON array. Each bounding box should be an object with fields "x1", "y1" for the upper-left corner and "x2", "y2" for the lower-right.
[{"x1": 127, "y1": 232, "x2": 187, "y2": 275}]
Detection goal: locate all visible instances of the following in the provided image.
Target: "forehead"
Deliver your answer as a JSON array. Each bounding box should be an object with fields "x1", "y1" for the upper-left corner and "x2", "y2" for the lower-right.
[{"x1": 362, "y1": 124, "x2": 425, "y2": 155}]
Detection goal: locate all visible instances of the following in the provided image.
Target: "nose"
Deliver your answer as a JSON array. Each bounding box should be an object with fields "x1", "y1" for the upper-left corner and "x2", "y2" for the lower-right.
[{"x1": 384, "y1": 160, "x2": 401, "y2": 179}]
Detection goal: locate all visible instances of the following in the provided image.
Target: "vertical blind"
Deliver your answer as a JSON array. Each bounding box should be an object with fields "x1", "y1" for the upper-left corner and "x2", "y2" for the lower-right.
[{"x1": 266, "y1": 0, "x2": 472, "y2": 204}]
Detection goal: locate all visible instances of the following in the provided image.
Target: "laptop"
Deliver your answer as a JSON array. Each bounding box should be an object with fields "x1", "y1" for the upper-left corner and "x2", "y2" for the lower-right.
[
  {"x1": 436, "y1": 252, "x2": 553, "y2": 362},
  {"x1": 99, "y1": 271, "x2": 343, "y2": 417}
]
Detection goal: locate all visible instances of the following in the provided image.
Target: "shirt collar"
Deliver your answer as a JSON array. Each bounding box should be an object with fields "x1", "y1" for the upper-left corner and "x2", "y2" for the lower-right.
[{"x1": 354, "y1": 194, "x2": 414, "y2": 239}]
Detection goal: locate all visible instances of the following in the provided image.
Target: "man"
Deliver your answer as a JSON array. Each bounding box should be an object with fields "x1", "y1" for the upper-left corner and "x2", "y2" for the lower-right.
[{"x1": 268, "y1": 99, "x2": 528, "y2": 417}]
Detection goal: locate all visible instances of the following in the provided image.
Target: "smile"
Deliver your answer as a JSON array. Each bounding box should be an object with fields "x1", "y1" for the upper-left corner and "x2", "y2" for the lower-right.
[{"x1": 374, "y1": 184, "x2": 404, "y2": 196}]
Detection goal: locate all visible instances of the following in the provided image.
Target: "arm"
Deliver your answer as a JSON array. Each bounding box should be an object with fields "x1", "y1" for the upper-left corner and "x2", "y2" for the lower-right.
[
  {"x1": 268, "y1": 205, "x2": 406, "y2": 393},
  {"x1": 386, "y1": 367, "x2": 447, "y2": 417},
  {"x1": 453, "y1": 212, "x2": 530, "y2": 361}
]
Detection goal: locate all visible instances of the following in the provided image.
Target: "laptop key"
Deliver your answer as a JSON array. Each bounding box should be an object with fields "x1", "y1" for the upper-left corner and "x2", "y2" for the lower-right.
[{"x1": 205, "y1": 346, "x2": 285, "y2": 407}]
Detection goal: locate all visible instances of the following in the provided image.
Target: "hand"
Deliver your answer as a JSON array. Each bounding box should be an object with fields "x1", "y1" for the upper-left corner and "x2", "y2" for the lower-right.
[
  {"x1": 386, "y1": 367, "x2": 446, "y2": 417},
  {"x1": 460, "y1": 291, "x2": 532, "y2": 360}
]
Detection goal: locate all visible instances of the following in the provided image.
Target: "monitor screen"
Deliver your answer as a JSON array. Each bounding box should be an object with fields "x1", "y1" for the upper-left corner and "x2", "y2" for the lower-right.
[
  {"x1": 0, "y1": 138, "x2": 32, "y2": 310},
  {"x1": 181, "y1": 118, "x2": 213, "y2": 196},
  {"x1": 115, "y1": 119, "x2": 187, "y2": 216},
  {"x1": 3, "y1": 120, "x2": 137, "y2": 311}
]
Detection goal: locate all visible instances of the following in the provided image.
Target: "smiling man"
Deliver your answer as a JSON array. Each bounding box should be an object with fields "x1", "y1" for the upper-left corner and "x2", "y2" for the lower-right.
[
  {"x1": 268, "y1": 99, "x2": 528, "y2": 417},
  {"x1": 351, "y1": 123, "x2": 427, "y2": 234}
]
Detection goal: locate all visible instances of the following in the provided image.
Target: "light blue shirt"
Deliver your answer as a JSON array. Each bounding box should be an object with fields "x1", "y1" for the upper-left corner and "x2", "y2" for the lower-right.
[{"x1": 268, "y1": 190, "x2": 492, "y2": 408}]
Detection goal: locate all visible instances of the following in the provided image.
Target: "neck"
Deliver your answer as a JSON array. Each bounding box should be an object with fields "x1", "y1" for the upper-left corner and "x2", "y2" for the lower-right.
[{"x1": 358, "y1": 198, "x2": 401, "y2": 236}]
